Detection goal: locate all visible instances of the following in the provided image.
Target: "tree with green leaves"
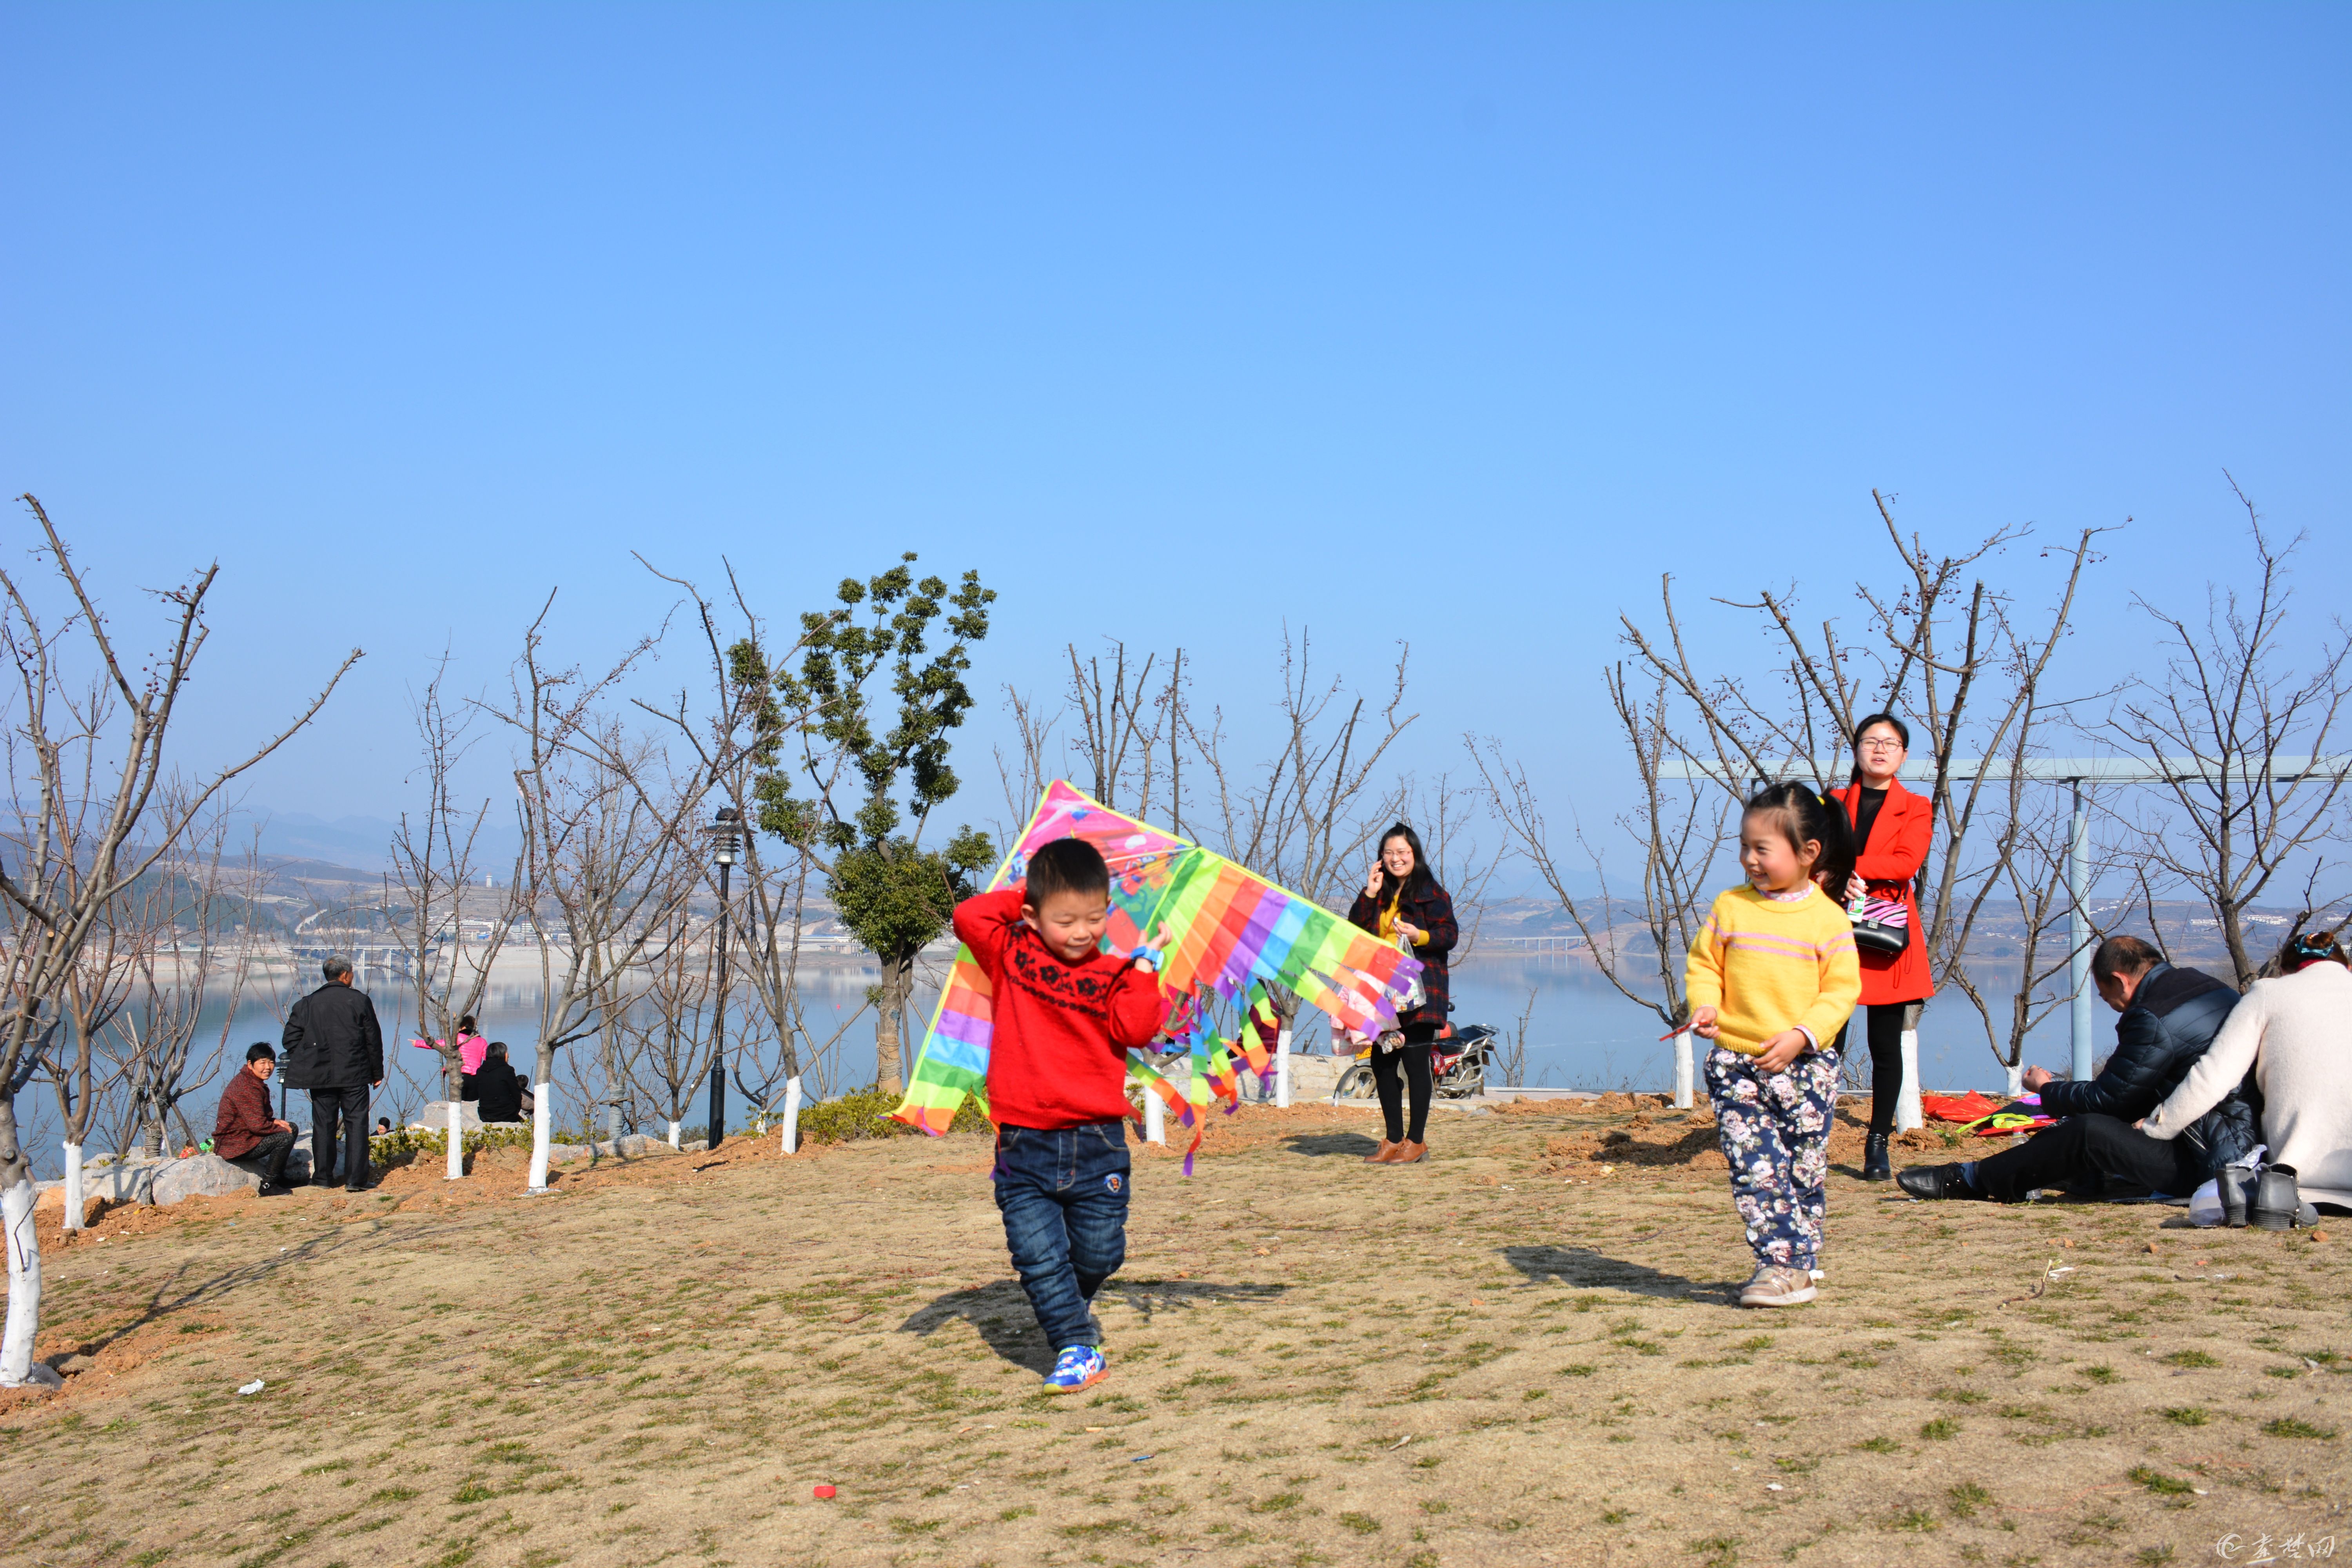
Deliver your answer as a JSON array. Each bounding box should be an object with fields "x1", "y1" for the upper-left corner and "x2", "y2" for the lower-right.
[{"x1": 746, "y1": 554, "x2": 996, "y2": 1093}]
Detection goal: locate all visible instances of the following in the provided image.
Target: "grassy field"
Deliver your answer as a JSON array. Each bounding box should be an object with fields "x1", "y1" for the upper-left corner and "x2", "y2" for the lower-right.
[{"x1": 1, "y1": 1095, "x2": 2344, "y2": 1568}]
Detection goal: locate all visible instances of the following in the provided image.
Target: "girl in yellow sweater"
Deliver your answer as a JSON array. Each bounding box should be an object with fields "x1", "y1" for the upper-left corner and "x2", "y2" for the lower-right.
[{"x1": 1686, "y1": 783, "x2": 1862, "y2": 1308}]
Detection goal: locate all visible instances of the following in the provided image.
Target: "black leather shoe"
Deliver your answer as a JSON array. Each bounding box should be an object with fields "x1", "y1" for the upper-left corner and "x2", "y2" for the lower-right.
[
  {"x1": 1861, "y1": 1133, "x2": 1892, "y2": 1182},
  {"x1": 1897, "y1": 1163, "x2": 1976, "y2": 1201}
]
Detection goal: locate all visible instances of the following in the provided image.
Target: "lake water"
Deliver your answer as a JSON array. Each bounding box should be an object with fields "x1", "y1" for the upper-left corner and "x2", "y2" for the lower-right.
[{"x1": 17, "y1": 951, "x2": 2075, "y2": 1177}]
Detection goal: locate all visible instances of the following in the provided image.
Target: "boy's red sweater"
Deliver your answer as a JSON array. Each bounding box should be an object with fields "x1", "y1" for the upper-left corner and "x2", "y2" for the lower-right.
[{"x1": 952, "y1": 886, "x2": 1168, "y2": 1130}]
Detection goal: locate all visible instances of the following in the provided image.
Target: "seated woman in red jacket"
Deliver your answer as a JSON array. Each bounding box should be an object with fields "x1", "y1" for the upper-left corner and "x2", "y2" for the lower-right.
[
  {"x1": 1828, "y1": 714, "x2": 1936, "y2": 1182},
  {"x1": 212, "y1": 1043, "x2": 299, "y2": 1194}
]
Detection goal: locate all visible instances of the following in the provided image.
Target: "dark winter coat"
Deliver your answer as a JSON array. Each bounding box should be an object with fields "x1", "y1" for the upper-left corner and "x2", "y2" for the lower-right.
[
  {"x1": 279, "y1": 982, "x2": 385, "y2": 1091},
  {"x1": 469, "y1": 1061, "x2": 528, "y2": 1124},
  {"x1": 1348, "y1": 880, "x2": 1459, "y2": 1030},
  {"x1": 211, "y1": 1066, "x2": 278, "y2": 1160},
  {"x1": 2040, "y1": 962, "x2": 2258, "y2": 1176}
]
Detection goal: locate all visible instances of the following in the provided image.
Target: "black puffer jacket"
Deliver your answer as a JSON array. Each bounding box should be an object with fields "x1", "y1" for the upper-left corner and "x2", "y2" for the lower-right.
[
  {"x1": 2041, "y1": 963, "x2": 2258, "y2": 1174},
  {"x1": 279, "y1": 982, "x2": 385, "y2": 1090}
]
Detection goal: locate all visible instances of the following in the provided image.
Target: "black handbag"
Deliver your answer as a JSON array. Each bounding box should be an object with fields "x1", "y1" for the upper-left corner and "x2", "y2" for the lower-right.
[{"x1": 1849, "y1": 893, "x2": 1911, "y2": 956}]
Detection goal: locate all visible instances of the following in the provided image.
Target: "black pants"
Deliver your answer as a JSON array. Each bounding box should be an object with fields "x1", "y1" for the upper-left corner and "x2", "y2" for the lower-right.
[
  {"x1": 1833, "y1": 1004, "x2": 1911, "y2": 1138},
  {"x1": 310, "y1": 1085, "x2": 370, "y2": 1189},
  {"x1": 1372, "y1": 1022, "x2": 1438, "y2": 1144},
  {"x1": 1972, "y1": 1113, "x2": 2205, "y2": 1204},
  {"x1": 230, "y1": 1128, "x2": 294, "y2": 1186}
]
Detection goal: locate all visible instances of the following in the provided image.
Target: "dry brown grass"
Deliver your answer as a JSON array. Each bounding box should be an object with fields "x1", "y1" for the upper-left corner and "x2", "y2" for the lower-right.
[{"x1": 1, "y1": 1096, "x2": 2343, "y2": 1567}]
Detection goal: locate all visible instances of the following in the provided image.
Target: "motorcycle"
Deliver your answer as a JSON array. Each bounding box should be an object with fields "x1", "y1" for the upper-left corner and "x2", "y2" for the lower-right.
[{"x1": 1332, "y1": 1023, "x2": 1498, "y2": 1103}]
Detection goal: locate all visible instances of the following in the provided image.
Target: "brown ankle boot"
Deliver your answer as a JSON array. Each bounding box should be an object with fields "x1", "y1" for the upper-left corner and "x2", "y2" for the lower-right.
[{"x1": 1364, "y1": 1139, "x2": 1399, "y2": 1163}]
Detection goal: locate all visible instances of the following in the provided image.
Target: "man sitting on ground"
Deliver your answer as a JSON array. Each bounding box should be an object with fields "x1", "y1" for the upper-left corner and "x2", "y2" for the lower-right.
[
  {"x1": 213, "y1": 1043, "x2": 299, "y2": 1195},
  {"x1": 1898, "y1": 935, "x2": 2256, "y2": 1203}
]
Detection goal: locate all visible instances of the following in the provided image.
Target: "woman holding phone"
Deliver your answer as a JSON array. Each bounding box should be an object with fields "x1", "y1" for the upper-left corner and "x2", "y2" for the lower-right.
[
  {"x1": 1828, "y1": 714, "x2": 1936, "y2": 1181},
  {"x1": 1347, "y1": 824, "x2": 1458, "y2": 1166}
]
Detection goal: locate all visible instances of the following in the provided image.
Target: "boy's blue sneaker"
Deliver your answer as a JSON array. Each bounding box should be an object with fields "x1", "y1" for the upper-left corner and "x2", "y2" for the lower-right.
[{"x1": 1043, "y1": 1345, "x2": 1107, "y2": 1392}]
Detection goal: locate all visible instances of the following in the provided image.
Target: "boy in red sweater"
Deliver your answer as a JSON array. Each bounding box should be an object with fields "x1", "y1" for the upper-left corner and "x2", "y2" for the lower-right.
[{"x1": 953, "y1": 838, "x2": 1168, "y2": 1392}]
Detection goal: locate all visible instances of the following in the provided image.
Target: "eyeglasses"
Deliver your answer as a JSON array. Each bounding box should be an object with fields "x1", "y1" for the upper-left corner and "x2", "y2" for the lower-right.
[{"x1": 1859, "y1": 738, "x2": 1906, "y2": 751}]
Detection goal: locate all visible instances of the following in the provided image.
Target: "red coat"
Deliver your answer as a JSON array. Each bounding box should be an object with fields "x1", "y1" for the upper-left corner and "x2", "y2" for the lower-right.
[{"x1": 1831, "y1": 778, "x2": 1935, "y2": 1006}]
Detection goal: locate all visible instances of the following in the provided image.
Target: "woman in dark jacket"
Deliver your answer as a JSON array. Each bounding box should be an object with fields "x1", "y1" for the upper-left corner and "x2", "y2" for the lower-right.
[
  {"x1": 1827, "y1": 713, "x2": 1936, "y2": 1181},
  {"x1": 1347, "y1": 823, "x2": 1458, "y2": 1165}
]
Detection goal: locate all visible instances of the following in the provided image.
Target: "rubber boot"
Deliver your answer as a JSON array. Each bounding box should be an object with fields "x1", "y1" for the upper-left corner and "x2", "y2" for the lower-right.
[
  {"x1": 1861, "y1": 1133, "x2": 1892, "y2": 1183},
  {"x1": 2252, "y1": 1163, "x2": 2302, "y2": 1232},
  {"x1": 2220, "y1": 1166, "x2": 2255, "y2": 1229}
]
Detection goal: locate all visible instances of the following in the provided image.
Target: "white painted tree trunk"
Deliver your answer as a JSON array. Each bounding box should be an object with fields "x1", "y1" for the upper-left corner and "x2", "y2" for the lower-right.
[
  {"x1": 1142, "y1": 1089, "x2": 1165, "y2": 1145},
  {"x1": 1895, "y1": 1027, "x2": 1924, "y2": 1132},
  {"x1": 780, "y1": 1077, "x2": 802, "y2": 1154},
  {"x1": 1274, "y1": 1029, "x2": 1292, "y2": 1110},
  {"x1": 1672, "y1": 1031, "x2": 1695, "y2": 1110},
  {"x1": 1, "y1": 1177, "x2": 58, "y2": 1388},
  {"x1": 60, "y1": 1142, "x2": 83, "y2": 1232},
  {"x1": 527, "y1": 1073, "x2": 553, "y2": 1193},
  {"x1": 445, "y1": 1099, "x2": 464, "y2": 1181},
  {"x1": 2005, "y1": 1060, "x2": 2025, "y2": 1096},
  {"x1": 666, "y1": 1120, "x2": 681, "y2": 1150}
]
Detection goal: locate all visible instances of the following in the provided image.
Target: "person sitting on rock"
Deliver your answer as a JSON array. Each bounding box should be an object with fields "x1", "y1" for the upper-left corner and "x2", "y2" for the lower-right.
[
  {"x1": 213, "y1": 1043, "x2": 299, "y2": 1195},
  {"x1": 1898, "y1": 935, "x2": 2255, "y2": 1203},
  {"x1": 466, "y1": 1042, "x2": 532, "y2": 1125}
]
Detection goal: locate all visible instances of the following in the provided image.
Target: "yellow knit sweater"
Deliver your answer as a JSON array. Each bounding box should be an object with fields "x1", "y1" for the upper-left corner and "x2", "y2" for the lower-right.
[{"x1": 1682, "y1": 885, "x2": 1862, "y2": 1056}]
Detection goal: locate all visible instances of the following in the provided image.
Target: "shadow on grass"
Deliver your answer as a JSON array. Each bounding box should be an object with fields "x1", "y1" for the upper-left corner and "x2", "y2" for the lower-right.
[
  {"x1": 1281, "y1": 1131, "x2": 1383, "y2": 1158},
  {"x1": 899, "y1": 1278, "x2": 1290, "y2": 1372},
  {"x1": 1501, "y1": 1244, "x2": 1739, "y2": 1305}
]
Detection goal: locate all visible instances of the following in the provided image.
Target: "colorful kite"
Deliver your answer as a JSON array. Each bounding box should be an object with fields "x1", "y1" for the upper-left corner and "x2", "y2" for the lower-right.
[{"x1": 892, "y1": 781, "x2": 1419, "y2": 1145}]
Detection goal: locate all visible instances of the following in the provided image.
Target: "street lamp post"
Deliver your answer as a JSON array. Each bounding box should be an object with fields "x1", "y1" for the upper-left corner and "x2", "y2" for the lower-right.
[{"x1": 706, "y1": 807, "x2": 741, "y2": 1151}]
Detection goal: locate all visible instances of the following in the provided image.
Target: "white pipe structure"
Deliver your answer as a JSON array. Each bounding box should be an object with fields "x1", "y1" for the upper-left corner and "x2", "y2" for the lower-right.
[
  {"x1": 59, "y1": 1142, "x2": 83, "y2": 1232},
  {"x1": 1274, "y1": 1030, "x2": 1292, "y2": 1109},
  {"x1": 1142, "y1": 1087, "x2": 1166, "y2": 1145},
  {"x1": 445, "y1": 1099, "x2": 464, "y2": 1181},
  {"x1": 780, "y1": 1076, "x2": 803, "y2": 1154},
  {"x1": 1657, "y1": 753, "x2": 2351, "y2": 1093},
  {"x1": 1671, "y1": 1031, "x2": 1695, "y2": 1110}
]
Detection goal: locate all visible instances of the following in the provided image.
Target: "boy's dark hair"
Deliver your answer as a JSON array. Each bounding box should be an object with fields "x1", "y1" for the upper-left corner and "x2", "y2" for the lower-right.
[
  {"x1": 486, "y1": 1040, "x2": 509, "y2": 1063},
  {"x1": 1025, "y1": 837, "x2": 1110, "y2": 906},
  {"x1": 1741, "y1": 782, "x2": 1852, "y2": 894},
  {"x1": 2090, "y1": 934, "x2": 2163, "y2": 983},
  {"x1": 245, "y1": 1042, "x2": 276, "y2": 1064}
]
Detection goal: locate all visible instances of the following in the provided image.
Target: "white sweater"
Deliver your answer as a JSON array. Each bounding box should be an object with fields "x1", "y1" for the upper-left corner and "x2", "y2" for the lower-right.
[{"x1": 2142, "y1": 962, "x2": 2352, "y2": 1209}]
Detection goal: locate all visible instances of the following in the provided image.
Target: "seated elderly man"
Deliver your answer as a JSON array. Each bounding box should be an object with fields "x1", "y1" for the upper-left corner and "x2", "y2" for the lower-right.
[
  {"x1": 213, "y1": 1042, "x2": 300, "y2": 1195},
  {"x1": 1899, "y1": 936, "x2": 2256, "y2": 1203}
]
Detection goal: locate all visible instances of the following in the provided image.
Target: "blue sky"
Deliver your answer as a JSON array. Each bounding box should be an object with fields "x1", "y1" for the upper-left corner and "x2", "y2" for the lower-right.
[{"x1": 3, "y1": 3, "x2": 2345, "y2": 852}]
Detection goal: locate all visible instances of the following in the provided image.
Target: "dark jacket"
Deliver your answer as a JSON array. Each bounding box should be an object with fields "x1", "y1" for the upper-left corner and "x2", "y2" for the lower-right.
[
  {"x1": 2041, "y1": 962, "x2": 2258, "y2": 1174},
  {"x1": 470, "y1": 1061, "x2": 527, "y2": 1124},
  {"x1": 1348, "y1": 880, "x2": 1459, "y2": 1030},
  {"x1": 279, "y1": 982, "x2": 385, "y2": 1091},
  {"x1": 211, "y1": 1067, "x2": 278, "y2": 1160}
]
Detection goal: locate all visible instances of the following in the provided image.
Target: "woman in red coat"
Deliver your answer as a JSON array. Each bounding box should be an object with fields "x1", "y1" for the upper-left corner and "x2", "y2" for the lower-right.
[{"x1": 1828, "y1": 714, "x2": 1936, "y2": 1181}]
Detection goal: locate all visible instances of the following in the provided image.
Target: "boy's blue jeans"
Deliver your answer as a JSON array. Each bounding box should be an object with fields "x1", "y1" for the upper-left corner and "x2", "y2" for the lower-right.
[{"x1": 993, "y1": 1120, "x2": 1131, "y2": 1350}]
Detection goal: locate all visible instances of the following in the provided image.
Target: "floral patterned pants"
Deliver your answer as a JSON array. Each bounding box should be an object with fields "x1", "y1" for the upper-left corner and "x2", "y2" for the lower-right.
[{"x1": 1706, "y1": 1045, "x2": 1841, "y2": 1272}]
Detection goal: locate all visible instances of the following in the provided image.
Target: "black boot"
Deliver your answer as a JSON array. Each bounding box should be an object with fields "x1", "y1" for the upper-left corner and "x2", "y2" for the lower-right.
[
  {"x1": 2252, "y1": 1164, "x2": 2303, "y2": 1231},
  {"x1": 1862, "y1": 1133, "x2": 1892, "y2": 1182}
]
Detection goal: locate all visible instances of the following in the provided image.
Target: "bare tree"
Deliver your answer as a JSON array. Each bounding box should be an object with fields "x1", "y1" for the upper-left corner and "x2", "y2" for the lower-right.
[
  {"x1": 0, "y1": 495, "x2": 355, "y2": 1388},
  {"x1": 43, "y1": 882, "x2": 131, "y2": 1230},
  {"x1": 2110, "y1": 482, "x2": 2352, "y2": 987},
  {"x1": 386, "y1": 659, "x2": 531, "y2": 1179},
  {"x1": 1476, "y1": 665, "x2": 1728, "y2": 1035},
  {"x1": 110, "y1": 817, "x2": 269, "y2": 1171},
  {"x1": 502, "y1": 604, "x2": 708, "y2": 1188}
]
